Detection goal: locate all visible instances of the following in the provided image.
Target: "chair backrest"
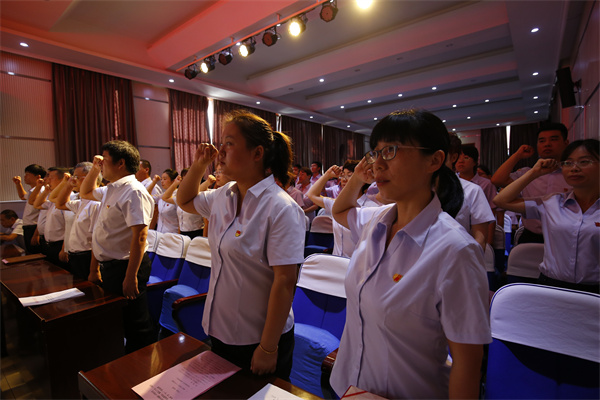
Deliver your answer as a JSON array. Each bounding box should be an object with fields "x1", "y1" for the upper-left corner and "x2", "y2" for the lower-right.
[
  {"x1": 506, "y1": 243, "x2": 544, "y2": 280},
  {"x1": 150, "y1": 233, "x2": 191, "y2": 281},
  {"x1": 146, "y1": 229, "x2": 162, "y2": 260},
  {"x1": 513, "y1": 225, "x2": 525, "y2": 244},
  {"x1": 293, "y1": 254, "x2": 350, "y2": 340},
  {"x1": 179, "y1": 236, "x2": 212, "y2": 294},
  {"x1": 310, "y1": 215, "x2": 333, "y2": 234},
  {"x1": 486, "y1": 284, "x2": 600, "y2": 399}
]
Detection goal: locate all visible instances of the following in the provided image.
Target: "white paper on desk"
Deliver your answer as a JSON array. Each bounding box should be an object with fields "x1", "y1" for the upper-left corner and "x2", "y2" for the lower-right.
[
  {"x1": 248, "y1": 383, "x2": 304, "y2": 400},
  {"x1": 19, "y1": 287, "x2": 85, "y2": 307},
  {"x1": 132, "y1": 350, "x2": 241, "y2": 400}
]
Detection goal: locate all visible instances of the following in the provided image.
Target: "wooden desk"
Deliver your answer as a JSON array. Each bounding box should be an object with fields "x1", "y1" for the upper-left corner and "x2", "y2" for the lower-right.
[
  {"x1": 1, "y1": 260, "x2": 126, "y2": 399},
  {"x1": 79, "y1": 333, "x2": 322, "y2": 399}
]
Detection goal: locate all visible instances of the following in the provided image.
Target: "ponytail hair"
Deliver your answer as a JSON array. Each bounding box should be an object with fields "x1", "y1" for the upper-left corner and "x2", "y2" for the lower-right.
[
  {"x1": 163, "y1": 168, "x2": 179, "y2": 181},
  {"x1": 225, "y1": 110, "x2": 293, "y2": 186},
  {"x1": 370, "y1": 109, "x2": 463, "y2": 217}
]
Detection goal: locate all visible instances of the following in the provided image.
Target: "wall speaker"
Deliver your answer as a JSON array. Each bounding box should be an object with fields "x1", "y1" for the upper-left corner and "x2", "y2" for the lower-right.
[{"x1": 555, "y1": 67, "x2": 577, "y2": 108}]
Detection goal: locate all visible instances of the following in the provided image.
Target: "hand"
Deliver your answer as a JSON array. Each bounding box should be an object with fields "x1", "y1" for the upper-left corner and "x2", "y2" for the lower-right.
[
  {"x1": 194, "y1": 143, "x2": 219, "y2": 165},
  {"x1": 68, "y1": 175, "x2": 78, "y2": 187},
  {"x1": 31, "y1": 234, "x2": 40, "y2": 246},
  {"x1": 325, "y1": 165, "x2": 342, "y2": 178},
  {"x1": 152, "y1": 175, "x2": 161, "y2": 183},
  {"x1": 63, "y1": 172, "x2": 71, "y2": 182},
  {"x1": 58, "y1": 250, "x2": 69, "y2": 263},
  {"x1": 13, "y1": 176, "x2": 21, "y2": 184},
  {"x1": 174, "y1": 176, "x2": 182, "y2": 185},
  {"x1": 36, "y1": 178, "x2": 44, "y2": 188},
  {"x1": 250, "y1": 345, "x2": 277, "y2": 376},
  {"x1": 88, "y1": 270, "x2": 103, "y2": 284},
  {"x1": 531, "y1": 158, "x2": 559, "y2": 178},
  {"x1": 92, "y1": 155, "x2": 104, "y2": 171},
  {"x1": 516, "y1": 144, "x2": 535, "y2": 159},
  {"x1": 353, "y1": 158, "x2": 375, "y2": 184},
  {"x1": 122, "y1": 275, "x2": 139, "y2": 300},
  {"x1": 207, "y1": 175, "x2": 217, "y2": 184}
]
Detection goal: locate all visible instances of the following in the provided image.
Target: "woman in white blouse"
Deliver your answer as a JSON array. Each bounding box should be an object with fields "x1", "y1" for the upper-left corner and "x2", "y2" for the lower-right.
[
  {"x1": 177, "y1": 110, "x2": 305, "y2": 379},
  {"x1": 154, "y1": 169, "x2": 179, "y2": 233}
]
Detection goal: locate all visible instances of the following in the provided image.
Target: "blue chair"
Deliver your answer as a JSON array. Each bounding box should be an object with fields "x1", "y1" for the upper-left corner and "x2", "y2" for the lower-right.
[
  {"x1": 146, "y1": 229, "x2": 162, "y2": 262},
  {"x1": 485, "y1": 283, "x2": 600, "y2": 399},
  {"x1": 158, "y1": 236, "x2": 211, "y2": 340},
  {"x1": 146, "y1": 233, "x2": 191, "y2": 323},
  {"x1": 290, "y1": 254, "x2": 349, "y2": 397},
  {"x1": 506, "y1": 243, "x2": 544, "y2": 284},
  {"x1": 304, "y1": 215, "x2": 334, "y2": 258}
]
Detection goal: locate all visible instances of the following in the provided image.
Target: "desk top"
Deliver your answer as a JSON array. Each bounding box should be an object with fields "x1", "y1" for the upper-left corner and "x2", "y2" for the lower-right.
[{"x1": 79, "y1": 333, "x2": 322, "y2": 400}]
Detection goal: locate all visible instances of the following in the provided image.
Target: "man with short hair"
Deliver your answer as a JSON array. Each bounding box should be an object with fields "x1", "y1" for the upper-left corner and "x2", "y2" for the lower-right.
[
  {"x1": 135, "y1": 159, "x2": 163, "y2": 196},
  {"x1": 491, "y1": 123, "x2": 571, "y2": 243},
  {"x1": 13, "y1": 164, "x2": 46, "y2": 253},
  {"x1": 80, "y1": 140, "x2": 155, "y2": 353},
  {"x1": 310, "y1": 161, "x2": 322, "y2": 185},
  {"x1": 0, "y1": 209, "x2": 25, "y2": 250}
]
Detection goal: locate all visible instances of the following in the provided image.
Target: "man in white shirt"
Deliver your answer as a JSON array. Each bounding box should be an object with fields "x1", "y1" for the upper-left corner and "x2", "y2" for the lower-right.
[
  {"x1": 80, "y1": 140, "x2": 155, "y2": 353},
  {"x1": 0, "y1": 209, "x2": 25, "y2": 250},
  {"x1": 135, "y1": 159, "x2": 161, "y2": 229},
  {"x1": 12, "y1": 164, "x2": 46, "y2": 254}
]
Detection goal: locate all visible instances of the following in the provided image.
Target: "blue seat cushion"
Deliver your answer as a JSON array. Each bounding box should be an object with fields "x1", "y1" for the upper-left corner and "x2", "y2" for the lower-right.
[
  {"x1": 147, "y1": 275, "x2": 162, "y2": 284},
  {"x1": 158, "y1": 285, "x2": 201, "y2": 333},
  {"x1": 290, "y1": 323, "x2": 340, "y2": 397}
]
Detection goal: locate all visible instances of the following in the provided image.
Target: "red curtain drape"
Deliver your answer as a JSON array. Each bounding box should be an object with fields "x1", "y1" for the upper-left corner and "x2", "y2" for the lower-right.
[
  {"x1": 52, "y1": 63, "x2": 137, "y2": 167},
  {"x1": 280, "y1": 116, "x2": 323, "y2": 167},
  {"x1": 510, "y1": 122, "x2": 540, "y2": 170},
  {"x1": 168, "y1": 89, "x2": 209, "y2": 172},
  {"x1": 480, "y1": 126, "x2": 508, "y2": 174}
]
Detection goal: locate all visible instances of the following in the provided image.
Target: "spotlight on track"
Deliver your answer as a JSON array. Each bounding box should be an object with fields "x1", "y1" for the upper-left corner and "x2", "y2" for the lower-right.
[
  {"x1": 239, "y1": 38, "x2": 256, "y2": 57},
  {"x1": 184, "y1": 63, "x2": 199, "y2": 80},
  {"x1": 262, "y1": 27, "x2": 279, "y2": 47},
  {"x1": 320, "y1": 0, "x2": 338, "y2": 22},
  {"x1": 219, "y1": 49, "x2": 233, "y2": 65},
  {"x1": 289, "y1": 15, "x2": 307, "y2": 36},
  {"x1": 200, "y1": 56, "x2": 215, "y2": 73}
]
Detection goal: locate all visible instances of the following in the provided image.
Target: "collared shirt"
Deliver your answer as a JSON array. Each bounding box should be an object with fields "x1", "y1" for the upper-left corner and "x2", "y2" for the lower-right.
[
  {"x1": 456, "y1": 178, "x2": 495, "y2": 233},
  {"x1": 41, "y1": 202, "x2": 66, "y2": 242},
  {"x1": 173, "y1": 192, "x2": 204, "y2": 232},
  {"x1": 192, "y1": 175, "x2": 305, "y2": 345},
  {"x1": 325, "y1": 184, "x2": 342, "y2": 199},
  {"x1": 92, "y1": 175, "x2": 154, "y2": 262},
  {"x1": 469, "y1": 174, "x2": 497, "y2": 210},
  {"x1": 310, "y1": 173, "x2": 322, "y2": 185},
  {"x1": 141, "y1": 177, "x2": 164, "y2": 197},
  {"x1": 525, "y1": 191, "x2": 599, "y2": 284},
  {"x1": 66, "y1": 198, "x2": 101, "y2": 253},
  {"x1": 511, "y1": 167, "x2": 570, "y2": 233},
  {"x1": 286, "y1": 186, "x2": 305, "y2": 208},
  {"x1": 157, "y1": 198, "x2": 179, "y2": 233},
  {"x1": 330, "y1": 195, "x2": 492, "y2": 399},
  {"x1": 1, "y1": 219, "x2": 24, "y2": 236},
  {"x1": 22, "y1": 187, "x2": 43, "y2": 226},
  {"x1": 37, "y1": 209, "x2": 48, "y2": 236},
  {"x1": 322, "y1": 197, "x2": 354, "y2": 258}
]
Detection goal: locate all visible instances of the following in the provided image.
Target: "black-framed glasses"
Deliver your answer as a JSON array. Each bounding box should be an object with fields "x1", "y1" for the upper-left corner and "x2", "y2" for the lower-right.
[
  {"x1": 560, "y1": 159, "x2": 597, "y2": 169},
  {"x1": 364, "y1": 144, "x2": 429, "y2": 164}
]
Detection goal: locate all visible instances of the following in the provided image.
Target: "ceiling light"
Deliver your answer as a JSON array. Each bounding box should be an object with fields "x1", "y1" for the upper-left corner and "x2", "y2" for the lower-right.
[
  {"x1": 467, "y1": 116, "x2": 471, "y2": 119},
  {"x1": 531, "y1": 27, "x2": 539, "y2": 33},
  {"x1": 200, "y1": 56, "x2": 215, "y2": 73},
  {"x1": 319, "y1": 78, "x2": 325, "y2": 83},
  {"x1": 320, "y1": 1, "x2": 338, "y2": 22},
  {"x1": 432, "y1": 86, "x2": 437, "y2": 90},
  {"x1": 289, "y1": 15, "x2": 307, "y2": 37},
  {"x1": 532, "y1": 72, "x2": 539, "y2": 76},
  {"x1": 262, "y1": 28, "x2": 279, "y2": 47},
  {"x1": 452, "y1": 128, "x2": 456, "y2": 131},
  {"x1": 256, "y1": 101, "x2": 261, "y2": 105},
  {"x1": 442, "y1": 119, "x2": 446, "y2": 123},
  {"x1": 168, "y1": 79, "x2": 175, "y2": 83},
  {"x1": 533, "y1": 96, "x2": 539, "y2": 99},
  {"x1": 145, "y1": 97, "x2": 150, "y2": 101},
  {"x1": 496, "y1": 123, "x2": 500, "y2": 126},
  {"x1": 347, "y1": 125, "x2": 351, "y2": 128},
  {"x1": 398, "y1": 93, "x2": 403, "y2": 97},
  {"x1": 367, "y1": 100, "x2": 372, "y2": 103},
  {"x1": 7, "y1": 72, "x2": 15, "y2": 76},
  {"x1": 310, "y1": 116, "x2": 314, "y2": 119},
  {"x1": 534, "y1": 110, "x2": 539, "y2": 114},
  {"x1": 340, "y1": 105, "x2": 344, "y2": 109},
  {"x1": 356, "y1": 0, "x2": 373, "y2": 9},
  {"x1": 452, "y1": 104, "x2": 457, "y2": 108},
  {"x1": 374, "y1": 117, "x2": 378, "y2": 120},
  {"x1": 239, "y1": 38, "x2": 256, "y2": 57},
  {"x1": 184, "y1": 64, "x2": 199, "y2": 80},
  {"x1": 219, "y1": 49, "x2": 233, "y2": 65},
  {"x1": 19, "y1": 42, "x2": 28, "y2": 47},
  {"x1": 485, "y1": 99, "x2": 490, "y2": 103}
]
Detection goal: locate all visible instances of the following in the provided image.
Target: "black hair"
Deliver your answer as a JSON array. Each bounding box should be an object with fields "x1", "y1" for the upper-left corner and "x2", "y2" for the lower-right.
[
  {"x1": 293, "y1": 163, "x2": 302, "y2": 169},
  {"x1": 181, "y1": 168, "x2": 189, "y2": 178},
  {"x1": 369, "y1": 109, "x2": 463, "y2": 218},
  {"x1": 342, "y1": 160, "x2": 359, "y2": 172},
  {"x1": 299, "y1": 166, "x2": 312, "y2": 176},
  {"x1": 538, "y1": 122, "x2": 568, "y2": 141},
  {"x1": 312, "y1": 161, "x2": 322, "y2": 169},
  {"x1": 101, "y1": 141, "x2": 141, "y2": 174},
  {"x1": 561, "y1": 139, "x2": 600, "y2": 162},
  {"x1": 48, "y1": 166, "x2": 70, "y2": 179},
  {"x1": 225, "y1": 110, "x2": 294, "y2": 187},
  {"x1": 162, "y1": 168, "x2": 179, "y2": 181},
  {"x1": 460, "y1": 145, "x2": 479, "y2": 174},
  {"x1": 1, "y1": 209, "x2": 18, "y2": 220},
  {"x1": 25, "y1": 164, "x2": 46, "y2": 178},
  {"x1": 140, "y1": 159, "x2": 152, "y2": 175},
  {"x1": 448, "y1": 132, "x2": 462, "y2": 156}
]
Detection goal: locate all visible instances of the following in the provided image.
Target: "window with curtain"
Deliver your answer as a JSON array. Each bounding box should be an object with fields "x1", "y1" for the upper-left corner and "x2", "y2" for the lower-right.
[
  {"x1": 280, "y1": 116, "x2": 323, "y2": 167},
  {"x1": 168, "y1": 89, "x2": 208, "y2": 172},
  {"x1": 480, "y1": 126, "x2": 508, "y2": 174},
  {"x1": 52, "y1": 63, "x2": 137, "y2": 167}
]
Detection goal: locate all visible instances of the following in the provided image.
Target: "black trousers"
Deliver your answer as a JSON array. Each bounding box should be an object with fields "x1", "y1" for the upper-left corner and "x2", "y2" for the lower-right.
[
  {"x1": 100, "y1": 253, "x2": 156, "y2": 353},
  {"x1": 210, "y1": 327, "x2": 295, "y2": 381},
  {"x1": 23, "y1": 225, "x2": 41, "y2": 254},
  {"x1": 180, "y1": 229, "x2": 204, "y2": 239},
  {"x1": 68, "y1": 250, "x2": 92, "y2": 281},
  {"x1": 517, "y1": 228, "x2": 544, "y2": 244},
  {"x1": 539, "y1": 273, "x2": 600, "y2": 294},
  {"x1": 45, "y1": 240, "x2": 69, "y2": 271}
]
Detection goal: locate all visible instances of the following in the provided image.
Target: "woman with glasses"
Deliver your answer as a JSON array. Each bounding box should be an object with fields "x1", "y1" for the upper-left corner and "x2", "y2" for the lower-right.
[
  {"x1": 177, "y1": 110, "x2": 305, "y2": 379},
  {"x1": 329, "y1": 109, "x2": 491, "y2": 399},
  {"x1": 494, "y1": 139, "x2": 599, "y2": 293}
]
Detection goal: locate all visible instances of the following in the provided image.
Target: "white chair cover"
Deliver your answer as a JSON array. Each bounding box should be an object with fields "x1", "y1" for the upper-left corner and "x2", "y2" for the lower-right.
[
  {"x1": 155, "y1": 232, "x2": 191, "y2": 258},
  {"x1": 146, "y1": 229, "x2": 162, "y2": 253},
  {"x1": 297, "y1": 254, "x2": 349, "y2": 298},
  {"x1": 506, "y1": 243, "x2": 544, "y2": 279},
  {"x1": 484, "y1": 243, "x2": 495, "y2": 272},
  {"x1": 491, "y1": 283, "x2": 600, "y2": 363},
  {"x1": 185, "y1": 236, "x2": 211, "y2": 267},
  {"x1": 310, "y1": 215, "x2": 333, "y2": 234}
]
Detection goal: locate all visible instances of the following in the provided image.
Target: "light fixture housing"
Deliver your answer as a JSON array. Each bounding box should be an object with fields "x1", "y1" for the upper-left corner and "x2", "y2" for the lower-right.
[
  {"x1": 184, "y1": 64, "x2": 199, "y2": 80},
  {"x1": 239, "y1": 38, "x2": 256, "y2": 57},
  {"x1": 200, "y1": 56, "x2": 216, "y2": 73},
  {"x1": 320, "y1": 1, "x2": 338, "y2": 22},
  {"x1": 262, "y1": 28, "x2": 278, "y2": 47},
  {"x1": 289, "y1": 15, "x2": 307, "y2": 36},
  {"x1": 219, "y1": 49, "x2": 233, "y2": 65}
]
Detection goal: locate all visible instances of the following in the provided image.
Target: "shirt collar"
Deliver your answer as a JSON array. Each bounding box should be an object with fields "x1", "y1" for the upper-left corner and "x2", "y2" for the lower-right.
[
  {"x1": 107, "y1": 174, "x2": 136, "y2": 188},
  {"x1": 560, "y1": 190, "x2": 600, "y2": 211},
  {"x1": 225, "y1": 175, "x2": 275, "y2": 199}
]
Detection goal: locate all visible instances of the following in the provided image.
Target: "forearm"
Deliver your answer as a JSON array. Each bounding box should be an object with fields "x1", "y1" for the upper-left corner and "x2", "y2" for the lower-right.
[
  {"x1": 162, "y1": 182, "x2": 179, "y2": 201},
  {"x1": 491, "y1": 153, "x2": 521, "y2": 187},
  {"x1": 493, "y1": 170, "x2": 537, "y2": 213},
  {"x1": 448, "y1": 341, "x2": 484, "y2": 400},
  {"x1": 55, "y1": 182, "x2": 74, "y2": 209},
  {"x1": 306, "y1": 172, "x2": 334, "y2": 203},
  {"x1": 470, "y1": 223, "x2": 488, "y2": 250},
  {"x1": 49, "y1": 179, "x2": 67, "y2": 202},
  {"x1": 80, "y1": 169, "x2": 100, "y2": 199},
  {"x1": 28, "y1": 186, "x2": 42, "y2": 205},
  {"x1": 146, "y1": 180, "x2": 158, "y2": 194},
  {"x1": 260, "y1": 268, "x2": 296, "y2": 351},
  {"x1": 15, "y1": 183, "x2": 26, "y2": 200},
  {"x1": 177, "y1": 162, "x2": 209, "y2": 212},
  {"x1": 303, "y1": 204, "x2": 319, "y2": 214},
  {"x1": 332, "y1": 176, "x2": 362, "y2": 228},
  {"x1": 33, "y1": 188, "x2": 49, "y2": 208},
  {"x1": 126, "y1": 227, "x2": 147, "y2": 281},
  {"x1": 1, "y1": 233, "x2": 18, "y2": 241}
]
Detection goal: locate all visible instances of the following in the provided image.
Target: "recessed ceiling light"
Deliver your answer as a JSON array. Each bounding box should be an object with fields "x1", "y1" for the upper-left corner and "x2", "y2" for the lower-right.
[
  {"x1": 19, "y1": 42, "x2": 28, "y2": 47},
  {"x1": 532, "y1": 72, "x2": 539, "y2": 76},
  {"x1": 452, "y1": 128, "x2": 456, "y2": 131},
  {"x1": 7, "y1": 72, "x2": 15, "y2": 75},
  {"x1": 374, "y1": 117, "x2": 378, "y2": 120},
  {"x1": 256, "y1": 101, "x2": 261, "y2": 105},
  {"x1": 367, "y1": 100, "x2": 372, "y2": 103},
  {"x1": 452, "y1": 104, "x2": 457, "y2": 108},
  {"x1": 347, "y1": 125, "x2": 351, "y2": 128},
  {"x1": 309, "y1": 116, "x2": 313, "y2": 119},
  {"x1": 169, "y1": 79, "x2": 175, "y2": 83},
  {"x1": 534, "y1": 110, "x2": 538, "y2": 114},
  {"x1": 485, "y1": 99, "x2": 490, "y2": 103},
  {"x1": 442, "y1": 119, "x2": 446, "y2": 123},
  {"x1": 467, "y1": 116, "x2": 471, "y2": 119},
  {"x1": 496, "y1": 123, "x2": 500, "y2": 126},
  {"x1": 533, "y1": 96, "x2": 539, "y2": 99},
  {"x1": 398, "y1": 93, "x2": 403, "y2": 97},
  {"x1": 356, "y1": 0, "x2": 373, "y2": 9},
  {"x1": 432, "y1": 86, "x2": 437, "y2": 90},
  {"x1": 145, "y1": 97, "x2": 150, "y2": 100},
  {"x1": 531, "y1": 28, "x2": 539, "y2": 33},
  {"x1": 319, "y1": 78, "x2": 324, "y2": 83},
  {"x1": 340, "y1": 105, "x2": 344, "y2": 109}
]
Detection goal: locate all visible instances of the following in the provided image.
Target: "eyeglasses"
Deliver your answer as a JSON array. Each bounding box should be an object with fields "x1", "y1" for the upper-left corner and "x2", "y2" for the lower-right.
[
  {"x1": 364, "y1": 144, "x2": 429, "y2": 164},
  {"x1": 560, "y1": 159, "x2": 597, "y2": 169}
]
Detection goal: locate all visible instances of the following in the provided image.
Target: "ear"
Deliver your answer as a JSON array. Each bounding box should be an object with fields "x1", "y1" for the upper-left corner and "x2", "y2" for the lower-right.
[
  {"x1": 117, "y1": 158, "x2": 127, "y2": 171},
  {"x1": 428, "y1": 150, "x2": 445, "y2": 173},
  {"x1": 253, "y1": 145, "x2": 264, "y2": 162}
]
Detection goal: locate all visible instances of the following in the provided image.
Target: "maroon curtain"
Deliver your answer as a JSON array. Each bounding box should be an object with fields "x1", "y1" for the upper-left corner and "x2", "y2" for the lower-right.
[
  {"x1": 510, "y1": 122, "x2": 540, "y2": 170},
  {"x1": 480, "y1": 126, "x2": 508, "y2": 174},
  {"x1": 323, "y1": 126, "x2": 366, "y2": 167},
  {"x1": 52, "y1": 64, "x2": 137, "y2": 167},
  {"x1": 280, "y1": 116, "x2": 322, "y2": 167},
  {"x1": 212, "y1": 100, "x2": 277, "y2": 147},
  {"x1": 168, "y1": 89, "x2": 209, "y2": 172}
]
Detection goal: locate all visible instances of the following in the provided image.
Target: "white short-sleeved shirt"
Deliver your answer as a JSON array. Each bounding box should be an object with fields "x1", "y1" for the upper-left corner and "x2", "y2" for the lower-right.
[
  {"x1": 330, "y1": 196, "x2": 492, "y2": 399},
  {"x1": 37, "y1": 209, "x2": 48, "y2": 236},
  {"x1": 525, "y1": 191, "x2": 599, "y2": 284},
  {"x1": 92, "y1": 175, "x2": 154, "y2": 262},
  {"x1": 66, "y1": 198, "x2": 101, "y2": 253},
  {"x1": 286, "y1": 186, "x2": 305, "y2": 208},
  {"x1": 192, "y1": 175, "x2": 305, "y2": 345},
  {"x1": 1, "y1": 219, "x2": 24, "y2": 236},
  {"x1": 157, "y1": 198, "x2": 179, "y2": 233},
  {"x1": 22, "y1": 187, "x2": 43, "y2": 226},
  {"x1": 469, "y1": 174, "x2": 497, "y2": 211},
  {"x1": 141, "y1": 177, "x2": 163, "y2": 197},
  {"x1": 325, "y1": 184, "x2": 342, "y2": 199},
  {"x1": 172, "y1": 192, "x2": 204, "y2": 232},
  {"x1": 41, "y1": 202, "x2": 66, "y2": 242},
  {"x1": 456, "y1": 178, "x2": 495, "y2": 232},
  {"x1": 510, "y1": 167, "x2": 570, "y2": 233},
  {"x1": 322, "y1": 197, "x2": 354, "y2": 258}
]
